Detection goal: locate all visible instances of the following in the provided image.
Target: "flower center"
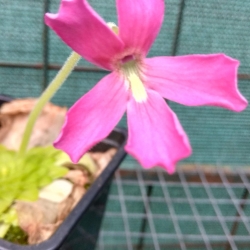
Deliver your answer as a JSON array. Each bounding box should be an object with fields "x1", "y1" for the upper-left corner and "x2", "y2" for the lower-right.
[
  {"x1": 121, "y1": 60, "x2": 147, "y2": 102},
  {"x1": 107, "y1": 22, "x2": 147, "y2": 102}
]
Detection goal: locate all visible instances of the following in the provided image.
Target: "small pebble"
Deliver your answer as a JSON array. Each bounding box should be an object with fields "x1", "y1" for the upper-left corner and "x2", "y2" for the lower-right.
[{"x1": 39, "y1": 179, "x2": 73, "y2": 203}]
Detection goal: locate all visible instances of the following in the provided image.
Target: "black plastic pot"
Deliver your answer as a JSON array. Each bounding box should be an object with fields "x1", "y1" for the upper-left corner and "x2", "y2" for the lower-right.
[{"x1": 0, "y1": 96, "x2": 127, "y2": 250}]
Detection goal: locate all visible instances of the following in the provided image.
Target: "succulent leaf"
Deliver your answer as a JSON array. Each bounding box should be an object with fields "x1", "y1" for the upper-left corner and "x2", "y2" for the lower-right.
[{"x1": 0, "y1": 146, "x2": 68, "y2": 217}]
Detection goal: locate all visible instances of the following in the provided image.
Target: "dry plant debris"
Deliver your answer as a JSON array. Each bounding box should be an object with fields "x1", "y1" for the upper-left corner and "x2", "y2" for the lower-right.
[{"x1": 0, "y1": 99, "x2": 117, "y2": 244}]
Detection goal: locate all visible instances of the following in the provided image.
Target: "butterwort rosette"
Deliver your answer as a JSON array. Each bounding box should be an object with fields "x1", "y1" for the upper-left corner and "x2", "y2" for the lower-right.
[{"x1": 45, "y1": 0, "x2": 247, "y2": 174}]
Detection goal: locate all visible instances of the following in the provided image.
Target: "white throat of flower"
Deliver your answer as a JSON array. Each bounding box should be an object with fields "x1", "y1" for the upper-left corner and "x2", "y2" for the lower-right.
[
  {"x1": 107, "y1": 22, "x2": 147, "y2": 103},
  {"x1": 122, "y1": 60, "x2": 147, "y2": 102}
]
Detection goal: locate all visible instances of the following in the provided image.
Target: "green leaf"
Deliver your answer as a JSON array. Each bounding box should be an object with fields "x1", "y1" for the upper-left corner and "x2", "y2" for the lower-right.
[
  {"x1": 38, "y1": 175, "x2": 53, "y2": 187},
  {"x1": 47, "y1": 165, "x2": 68, "y2": 180},
  {"x1": 0, "y1": 223, "x2": 10, "y2": 238},
  {"x1": 0, "y1": 208, "x2": 18, "y2": 225},
  {"x1": 16, "y1": 188, "x2": 39, "y2": 201},
  {"x1": 0, "y1": 208, "x2": 18, "y2": 238},
  {"x1": 0, "y1": 145, "x2": 69, "y2": 219},
  {"x1": 0, "y1": 199, "x2": 13, "y2": 214}
]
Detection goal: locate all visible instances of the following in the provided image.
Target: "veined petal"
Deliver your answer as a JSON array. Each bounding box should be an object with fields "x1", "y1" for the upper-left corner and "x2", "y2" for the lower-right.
[
  {"x1": 125, "y1": 89, "x2": 191, "y2": 174},
  {"x1": 144, "y1": 54, "x2": 248, "y2": 111},
  {"x1": 45, "y1": 0, "x2": 124, "y2": 70},
  {"x1": 117, "y1": 0, "x2": 164, "y2": 55},
  {"x1": 54, "y1": 72, "x2": 128, "y2": 162}
]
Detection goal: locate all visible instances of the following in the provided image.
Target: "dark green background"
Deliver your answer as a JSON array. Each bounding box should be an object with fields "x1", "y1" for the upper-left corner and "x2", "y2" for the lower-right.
[{"x1": 0, "y1": 0, "x2": 250, "y2": 169}]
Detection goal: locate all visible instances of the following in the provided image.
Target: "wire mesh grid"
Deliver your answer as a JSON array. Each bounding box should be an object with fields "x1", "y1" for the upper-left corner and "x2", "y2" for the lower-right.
[{"x1": 96, "y1": 166, "x2": 250, "y2": 250}]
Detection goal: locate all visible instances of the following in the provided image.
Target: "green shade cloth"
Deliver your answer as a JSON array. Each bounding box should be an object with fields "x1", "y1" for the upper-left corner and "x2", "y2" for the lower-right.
[{"x1": 0, "y1": 0, "x2": 249, "y2": 169}]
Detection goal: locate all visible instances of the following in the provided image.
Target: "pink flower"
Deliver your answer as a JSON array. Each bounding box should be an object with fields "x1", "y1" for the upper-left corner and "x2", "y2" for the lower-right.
[{"x1": 45, "y1": 0, "x2": 247, "y2": 174}]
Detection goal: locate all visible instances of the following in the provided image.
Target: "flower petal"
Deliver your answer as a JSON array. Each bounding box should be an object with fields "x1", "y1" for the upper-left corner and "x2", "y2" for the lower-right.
[
  {"x1": 45, "y1": 0, "x2": 124, "y2": 70},
  {"x1": 117, "y1": 0, "x2": 164, "y2": 55},
  {"x1": 54, "y1": 72, "x2": 128, "y2": 162},
  {"x1": 144, "y1": 54, "x2": 248, "y2": 111},
  {"x1": 125, "y1": 89, "x2": 191, "y2": 174}
]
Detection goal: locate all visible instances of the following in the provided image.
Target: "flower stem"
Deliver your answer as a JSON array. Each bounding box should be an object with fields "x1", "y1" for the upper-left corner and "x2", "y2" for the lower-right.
[{"x1": 18, "y1": 51, "x2": 81, "y2": 155}]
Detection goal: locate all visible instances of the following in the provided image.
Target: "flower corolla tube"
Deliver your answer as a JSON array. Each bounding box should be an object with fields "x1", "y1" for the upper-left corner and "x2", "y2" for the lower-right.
[{"x1": 45, "y1": 0, "x2": 248, "y2": 174}]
